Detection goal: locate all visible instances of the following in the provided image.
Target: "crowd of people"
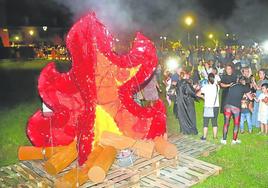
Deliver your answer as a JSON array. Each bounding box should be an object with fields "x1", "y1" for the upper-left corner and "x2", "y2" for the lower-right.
[
  {"x1": 34, "y1": 45, "x2": 69, "y2": 60},
  {"x1": 158, "y1": 45, "x2": 268, "y2": 145}
]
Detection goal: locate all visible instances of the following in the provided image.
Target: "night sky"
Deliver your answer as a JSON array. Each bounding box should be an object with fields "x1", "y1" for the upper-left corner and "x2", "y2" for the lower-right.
[
  {"x1": 2, "y1": 0, "x2": 268, "y2": 41},
  {"x1": 2, "y1": 0, "x2": 236, "y2": 26}
]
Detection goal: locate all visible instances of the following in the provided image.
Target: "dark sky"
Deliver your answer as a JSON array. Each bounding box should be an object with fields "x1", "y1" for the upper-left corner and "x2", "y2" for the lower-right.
[
  {"x1": 3, "y1": 0, "x2": 236, "y2": 26},
  {"x1": 2, "y1": 0, "x2": 268, "y2": 41}
]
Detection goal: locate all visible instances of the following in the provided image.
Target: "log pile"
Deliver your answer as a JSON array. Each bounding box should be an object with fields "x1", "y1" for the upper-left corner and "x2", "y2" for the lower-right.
[{"x1": 18, "y1": 131, "x2": 178, "y2": 187}]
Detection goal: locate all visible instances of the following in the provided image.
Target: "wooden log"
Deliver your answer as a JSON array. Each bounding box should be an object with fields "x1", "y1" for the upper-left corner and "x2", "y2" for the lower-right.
[
  {"x1": 100, "y1": 131, "x2": 136, "y2": 149},
  {"x1": 88, "y1": 146, "x2": 117, "y2": 183},
  {"x1": 132, "y1": 140, "x2": 155, "y2": 159},
  {"x1": 55, "y1": 145, "x2": 104, "y2": 188},
  {"x1": 44, "y1": 141, "x2": 77, "y2": 175},
  {"x1": 154, "y1": 136, "x2": 177, "y2": 159},
  {"x1": 18, "y1": 146, "x2": 67, "y2": 160},
  {"x1": 100, "y1": 131, "x2": 154, "y2": 159}
]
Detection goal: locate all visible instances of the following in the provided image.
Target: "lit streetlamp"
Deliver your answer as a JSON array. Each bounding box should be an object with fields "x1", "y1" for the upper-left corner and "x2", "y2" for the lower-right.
[
  {"x1": 195, "y1": 35, "x2": 199, "y2": 48},
  {"x1": 185, "y1": 16, "x2": 193, "y2": 27},
  {"x1": 160, "y1": 36, "x2": 167, "y2": 51},
  {"x1": 208, "y1": 33, "x2": 214, "y2": 39},
  {"x1": 43, "y1": 26, "x2": 48, "y2": 31},
  {"x1": 15, "y1": 36, "x2": 20, "y2": 41},
  {"x1": 29, "y1": 30, "x2": 34, "y2": 36},
  {"x1": 184, "y1": 16, "x2": 194, "y2": 46}
]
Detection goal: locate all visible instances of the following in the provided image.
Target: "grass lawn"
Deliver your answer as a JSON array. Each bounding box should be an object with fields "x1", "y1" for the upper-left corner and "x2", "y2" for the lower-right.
[
  {"x1": 0, "y1": 59, "x2": 268, "y2": 187},
  {"x1": 167, "y1": 101, "x2": 268, "y2": 188},
  {"x1": 0, "y1": 59, "x2": 69, "y2": 70}
]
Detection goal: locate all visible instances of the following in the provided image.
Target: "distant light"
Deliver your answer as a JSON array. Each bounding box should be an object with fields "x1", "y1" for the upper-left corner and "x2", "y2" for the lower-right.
[
  {"x1": 160, "y1": 36, "x2": 163, "y2": 39},
  {"x1": 195, "y1": 35, "x2": 199, "y2": 39},
  {"x1": 226, "y1": 33, "x2": 229, "y2": 37},
  {"x1": 15, "y1": 36, "x2": 20, "y2": 41},
  {"x1": 29, "y1": 30, "x2": 34, "y2": 36},
  {"x1": 164, "y1": 36, "x2": 167, "y2": 40},
  {"x1": 208, "y1": 33, "x2": 214, "y2": 39},
  {"x1": 261, "y1": 40, "x2": 268, "y2": 53},
  {"x1": 185, "y1": 16, "x2": 193, "y2": 26},
  {"x1": 166, "y1": 57, "x2": 179, "y2": 71},
  {"x1": 42, "y1": 26, "x2": 48, "y2": 31},
  {"x1": 3, "y1": 28, "x2": 8, "y2": 32},
  {"x1": 115, "y1": 38, "x2": 119, "y2": 42}
]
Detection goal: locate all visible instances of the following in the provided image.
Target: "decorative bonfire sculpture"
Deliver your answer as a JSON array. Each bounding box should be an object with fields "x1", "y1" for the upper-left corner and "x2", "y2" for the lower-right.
[{"x1": 18, "y1": 13, "x2": 177, "y2": 187}]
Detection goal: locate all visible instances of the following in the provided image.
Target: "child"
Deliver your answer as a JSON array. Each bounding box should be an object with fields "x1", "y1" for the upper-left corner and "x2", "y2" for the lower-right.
[
  {"x1": 240, "y1": 95, "x2": 252, "y2": 133},
  {"x1": 256, "y1": 83, "x2": 268, "y2": 134}
]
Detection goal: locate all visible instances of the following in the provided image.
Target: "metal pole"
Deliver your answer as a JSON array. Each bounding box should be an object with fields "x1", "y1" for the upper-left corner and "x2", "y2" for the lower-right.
[{"x1": 188, "y1": 32, "x2": 190, "y2": 46}]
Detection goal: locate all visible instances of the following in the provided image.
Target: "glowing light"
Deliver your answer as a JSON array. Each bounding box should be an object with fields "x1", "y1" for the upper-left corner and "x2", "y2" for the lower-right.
[
  {"x1": 184, "y1": 16, "x2": 193, "y2": 26},
  {"x1": 195, "y1": 35, "x2": 199, "y2": 39},
  {"x1": 15, "y1": 36, "x2": 20, "y2": 41},
  {"x1": 43, "y1": 26, "x2": 48, "y2": 31},
  {"x1": 3, "y1": 29, "x2": 8, "y2": 32},
  {"x1": 261, "y1": 40, "x2": 268, "y2": 53},
  {"x1": 166, "y1": 57, "x2": 179, "y2": 71},
  {"x1": 29, "y1": 30, "x2": 34, "y2": 36},
  {"x1": 208, "y1": 33, "x2": 214, "y2": 39},
  {"x1": 226, "y1": 33, "x2": 229, "y2": 37}
]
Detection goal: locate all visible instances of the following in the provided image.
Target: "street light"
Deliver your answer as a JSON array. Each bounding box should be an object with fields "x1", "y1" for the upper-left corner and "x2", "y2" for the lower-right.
[
  {"x1": 15, "y1": 36, "x2": 20, "y2": 41},
  {"x1": 43, "y1": 26, "x2": 48, "y2": 31},
  {"x1": 195, "y1": 35, "x2": 199, "y2": 48},
  {"x1": 29, "y1": 30, "x2": 34, "y2": 36},
  {"x1": 184, "y1": 16, "x2": 193, "y2": 27},
  {"x1": 184, "y1": 16, "x2": 194, "y2": 46},
  {"x1": 208, "y1": 33, "x2": 214, "y2": 39},
  {"x1": 160, "y1": 36, "x2": 167, "y2": 51}
]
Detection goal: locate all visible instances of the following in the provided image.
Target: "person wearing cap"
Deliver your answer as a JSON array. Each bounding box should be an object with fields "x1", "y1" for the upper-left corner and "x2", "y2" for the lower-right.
[{"x1": 221, "y1": 76, "x2": 253, "y2": 145}]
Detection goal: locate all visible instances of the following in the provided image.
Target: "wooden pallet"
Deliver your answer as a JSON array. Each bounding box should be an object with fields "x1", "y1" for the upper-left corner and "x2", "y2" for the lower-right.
[
  {"x1": 80, "y1": 168, "x2": 139, "y2": 188},
  {"x1": 140, "y1": 154, "x2": 222, "y2": 188},
  {"x1": 0, "y1": 163, "x2": 52, "y2": 188},
  {"x1": 0, "y1": 134, "x2": 221, "y2": 188},
  {"x1": 127, "y1": 153, "x2": 178, "y2": 179},
  {"x1": 168, "y1": 134, "x2": 220, "y2": 157}
]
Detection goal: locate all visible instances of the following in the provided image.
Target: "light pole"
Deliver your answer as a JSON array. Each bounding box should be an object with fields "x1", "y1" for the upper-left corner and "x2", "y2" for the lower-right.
[
  {"x1": 195, "y1": 35, "x2": 199, "y2": 48},
  {"x1": 160, "y1": 36, "x2": 167, "y2": 51},
  {"x1": 184, "y1": 16, "x2": 193, "y2": 46}
]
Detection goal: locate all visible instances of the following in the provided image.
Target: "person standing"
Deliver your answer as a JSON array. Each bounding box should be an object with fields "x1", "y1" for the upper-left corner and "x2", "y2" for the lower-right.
[
  {"x1": 200, "y1": 73, "x2": 220, "y2": 140},
  {"x1": 220, "y1": 63, "x2": 237, "y2": 113},
  {"x1": 221, "y1": 76, "x2": 252, "y2": 145},
  {"x1": 251, "y1": 69, "x2": 268, "y2": 128},
  {"x1": 173, "y1": 71, "x2": 198, "y2": 135},
  {"x1": 143, "y1": 73, "x2": 161, "y2": 107},
  {"x1": 240, "y1": 95, "x2": 253, "y2": 134},
  {"x1": 255, "y1": 83, "x2": 268, "y2": 135}
]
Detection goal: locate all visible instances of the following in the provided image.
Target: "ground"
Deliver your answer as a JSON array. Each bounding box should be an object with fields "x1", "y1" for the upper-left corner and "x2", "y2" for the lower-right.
[{"x1": 0, "y1": 59, "x2": 268, "y2": 187}]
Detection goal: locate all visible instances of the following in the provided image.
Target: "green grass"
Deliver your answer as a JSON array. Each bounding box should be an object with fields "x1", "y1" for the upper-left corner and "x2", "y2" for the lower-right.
[
  {"x1": 164, "y1": 92, "x2": 268, "y2": 188},
  {"x1": 0, "y1": 100, "x2": 40, "y2": 167},
  {"x1": 0, "y1": 61, "x2": 268, "y2": 187},
  {"x1": 192, "y1": 101, "x2": 268, "y2": 188},
  {"x1": 0, "y1": 59, "x2": 69, "y2": 70},
  {"x1": 1, "y1": 96, "x2": 267, "y2": 187}
]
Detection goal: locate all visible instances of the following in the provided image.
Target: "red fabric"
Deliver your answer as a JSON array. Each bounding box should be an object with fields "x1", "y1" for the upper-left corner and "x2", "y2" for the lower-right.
[{"x1": 26, "y1": 13, "x2": 166, "y2": 165}]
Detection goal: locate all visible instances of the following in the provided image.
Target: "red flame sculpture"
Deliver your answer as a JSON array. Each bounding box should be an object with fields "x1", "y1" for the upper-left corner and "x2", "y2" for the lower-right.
[{"x1": 26, "y1": 13, "x2": 166, "y2": 165}]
